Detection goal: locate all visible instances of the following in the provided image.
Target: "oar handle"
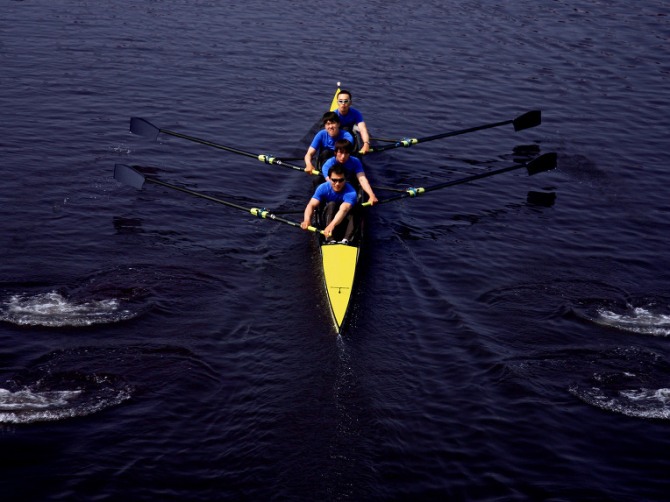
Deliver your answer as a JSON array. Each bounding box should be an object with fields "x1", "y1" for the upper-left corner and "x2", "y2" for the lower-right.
[
  {"x1": 250, "y1": 208, "x2": 324, "y2": 235},
  {"x1": 258, "y1": 155, "x2": 320, "y2": 176},
  {"x1": 362, "y1": 187, "x2": 425, "y2": 207}
]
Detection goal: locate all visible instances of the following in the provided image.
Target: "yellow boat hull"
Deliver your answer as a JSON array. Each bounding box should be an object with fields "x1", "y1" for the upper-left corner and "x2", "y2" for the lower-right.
[
  {"x1": 320, "y1": 243, "x2": 360, "y2": 334},
  {"x1": 315, "y1": 83, "x2": 360, "y2": 334}
]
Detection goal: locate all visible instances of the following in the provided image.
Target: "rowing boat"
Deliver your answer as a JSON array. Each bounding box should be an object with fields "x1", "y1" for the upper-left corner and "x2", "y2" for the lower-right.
[
  {"x1": 317, "y1": 85, "x2": 361, "y2": 335},
  {"x1": 119, "y1": 92, "x2": 555, "y2": 336}
]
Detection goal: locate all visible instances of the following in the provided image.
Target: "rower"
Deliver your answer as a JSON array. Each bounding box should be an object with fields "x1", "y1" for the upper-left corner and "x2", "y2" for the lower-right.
[
  {"x1": 301, "y1": 163, "x2": 358, "y2": 244},
  {"x1": 334, "y1": 89, "x2": 371, "y2": 154},
  {"x1": 321, "y1": 140, "x2": 378, "y2": 206},
  {"x1": 304, "y1": 112, "x2": 354, "y2": 177}
]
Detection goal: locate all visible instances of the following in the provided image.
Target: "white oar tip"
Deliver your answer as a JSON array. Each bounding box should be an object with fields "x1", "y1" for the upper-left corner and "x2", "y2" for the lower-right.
[{"x1": 337, "y1": 81, "x2": 341, "y2": 87}]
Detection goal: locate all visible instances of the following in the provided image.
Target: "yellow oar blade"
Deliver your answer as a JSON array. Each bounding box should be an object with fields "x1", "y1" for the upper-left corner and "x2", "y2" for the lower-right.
[
  {"x1": 329, "y1": 83, "x2": 341, "y2": 112},
  {"x1": 321, "y1": 243, "x2": 359, "y2": 333}
]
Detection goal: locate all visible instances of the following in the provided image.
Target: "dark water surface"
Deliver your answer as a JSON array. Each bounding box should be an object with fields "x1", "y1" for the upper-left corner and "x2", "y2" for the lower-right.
[{"x1": 2, "y1": 1, "x2": 670, "y2": 500}]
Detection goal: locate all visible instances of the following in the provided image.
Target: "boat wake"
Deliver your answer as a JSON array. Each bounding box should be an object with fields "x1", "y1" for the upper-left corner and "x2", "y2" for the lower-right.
[
  {"x1": 0, "y1": 373, "x2": 133, "y2": 424},
  {"x1": 0, "y1": 347, "x2": 137, "y2": 425},
  {"x1": 505, "y1": 346, "x2": 670, "y2": 420},
  {"x1": 568, "y1": 346, "x2": 670, "y2": 420},
  {"x1": 481, "y1": 281, "x2": 670, "y2": 338},
  {"x1": 0, "y1": 344, "x2": 217, "y2": 425},
  {"x1": 484, "y1": 281, "x2": 670, "y2": 419},
  {"x1": 0, "y1": 265, "x2": 162, "y2": 327},
  {"x1": 0, "y1": 291, "x2": 138, "y2": 327},
  {"x1": 571, "y1": 381, "x2": 670, "y2": 420},
  {"x1": 571, "y1": 295, "x2": 670, "y2": 337}
]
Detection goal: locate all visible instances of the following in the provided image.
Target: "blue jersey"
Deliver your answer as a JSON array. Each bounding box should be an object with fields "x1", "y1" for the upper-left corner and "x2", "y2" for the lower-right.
[
  {"x1": 321, "y1": 156, "x2": 365, "y2": 179},
  {"x1": 335, "y1": 107, "x2": 364, "y2": 129},
  {"x1": 309, "y1": 129, "x2": 354, "y2": 152},
  {"x1": 312, "y1": 181, "x2": 358, "y2": 206}
]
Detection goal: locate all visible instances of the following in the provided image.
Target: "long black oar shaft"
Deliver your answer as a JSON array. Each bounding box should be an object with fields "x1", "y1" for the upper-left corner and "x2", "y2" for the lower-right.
[
  {"x1": 368, "y1": 110, "x2": 541, "y2": 154},
  {"x1": 113, "y1": 164, "x2": 324, "y2": 235},
  {"x1": 363, "y1": 152, "x2": 556, "y2": 207},
  {"x1": 129, "y1": 117, "x2": 320, "y2": 176}
]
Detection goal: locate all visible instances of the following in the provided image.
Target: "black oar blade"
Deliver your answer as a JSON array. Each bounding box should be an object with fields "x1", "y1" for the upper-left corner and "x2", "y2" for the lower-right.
[
  {"x1": 114, "y1": 164, "x2": 146, "y2": 189},
  {"x1": 129, "y1": 117, "x2": 160, "y2": 141},
  {"x1": 526, "y1": 152, "x2": 557, "y2": 175},
  {"x1": 513, "y1": 110, "x2": 541, "y2": 132}
]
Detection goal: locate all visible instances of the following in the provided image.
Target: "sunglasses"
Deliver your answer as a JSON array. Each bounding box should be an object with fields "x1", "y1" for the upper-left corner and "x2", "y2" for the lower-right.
[
  {"x1": 337, "y1": 99, "x2": 350, "y2": 104},
  {"x1": 330, "y1": 177, "x2": 345, "y2": 183}
]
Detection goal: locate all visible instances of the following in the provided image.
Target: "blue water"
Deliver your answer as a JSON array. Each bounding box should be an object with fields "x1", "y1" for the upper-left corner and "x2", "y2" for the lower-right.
[{"x1": 2, "y1": 0, "x2": 670, "y2": 500}]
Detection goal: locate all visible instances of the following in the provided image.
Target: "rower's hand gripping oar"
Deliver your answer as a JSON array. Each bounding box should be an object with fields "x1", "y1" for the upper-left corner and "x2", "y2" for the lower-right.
[
  {"x1": 363, "y1": 152, "x2": 557, "y2": 206},
  {"x1": 129, "y1": 117, "x2": 321, "y2": 176},
  {"x1": 367, "y1": 110, "x2": 541, "y2": 154},
  {"x1": 113, "y1": 164, "x2": 325, "y2": 235}
]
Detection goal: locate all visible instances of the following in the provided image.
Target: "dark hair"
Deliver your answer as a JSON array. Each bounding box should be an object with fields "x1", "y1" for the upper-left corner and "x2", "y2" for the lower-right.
[
  {"x1": 334, "y1": 139, "x2": 353, "y2": 153},
  {"x1": 321, "y1": 111, "x2": 340, "y2": 125},
  {"x1": 337, "y1": 89, "x2": 352, "y2": 100},
  {"x1": 328, "y1": 162, "x2": 347, "y2": 178}
]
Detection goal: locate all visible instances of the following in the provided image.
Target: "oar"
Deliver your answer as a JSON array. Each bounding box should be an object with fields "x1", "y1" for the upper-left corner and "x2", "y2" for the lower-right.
[
  {"x1": 129, "y1": 117, "x2": 321, "y2": 176},
  {"x1": 370, "y1": 136, "x2": 401, "y2": 143},
  {"x1": 362, "y1": 152, "x2": 556, "y2": 206},
  {"x1": 368, "y1": 110, "x2": 541, "y2": 154},
  {"x1": 113, "y1": 164, "x2": 324, "y2": 235}
]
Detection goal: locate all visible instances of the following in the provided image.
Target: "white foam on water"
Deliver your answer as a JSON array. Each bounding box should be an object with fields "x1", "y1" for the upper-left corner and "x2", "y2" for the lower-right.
[
  {"x1": 0, "y1": 386, "x2": 132, "y2": 424},
  {"x1": 570, "y1": 385, "x2": 670, "y2": 420},
  {"x1": 0, "y1": 388, "x2": 83, "y2": 411},
  {"x1": 597, "y1": 306, "x2": 670, "y2": 337},
  {"x1": 0, "y1": 291, "x2": 136, "y2": 327}
]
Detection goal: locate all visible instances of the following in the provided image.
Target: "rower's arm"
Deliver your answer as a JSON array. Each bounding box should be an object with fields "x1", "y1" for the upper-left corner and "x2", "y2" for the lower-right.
[
  {"x1": 304, "y1": 147, "x2": 317, "y2": 174},
  {"x1": 357, "y1": 121, "x2": 371, "y2": 154},
  {"x1": 356, "y1": 173, "x2": 378, "y2": 205},
  {"x1": 301, "y1": 198, "x2": 320, "y2": 230}
]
